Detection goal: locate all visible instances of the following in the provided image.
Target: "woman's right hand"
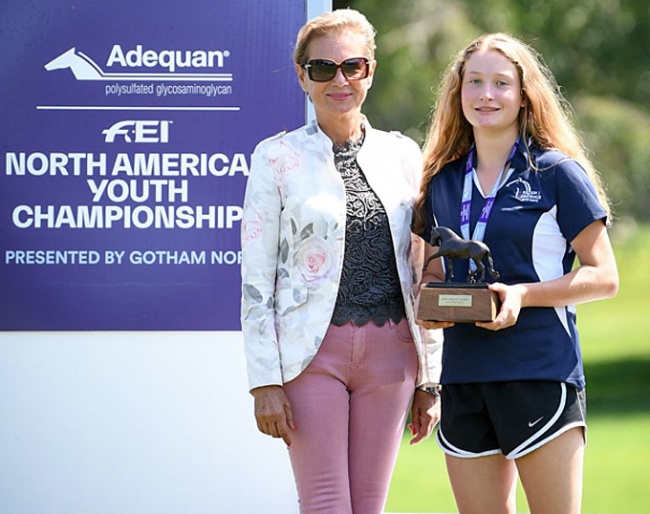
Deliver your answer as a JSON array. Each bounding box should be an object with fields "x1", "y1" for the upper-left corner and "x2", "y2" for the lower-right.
[
  {"x1": 250, "y1": 385, "x2": 297, "y2": 447},
  {"x1": 415, "y1": 288, "x2": 455, "y2": 330},
  {"x1": 416, "y1": 318, "x2": 455, "y2": 330}
]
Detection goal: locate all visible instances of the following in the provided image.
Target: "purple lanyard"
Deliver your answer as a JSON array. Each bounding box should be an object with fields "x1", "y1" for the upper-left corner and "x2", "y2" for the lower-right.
[{"x1": 460, "y1": 139, "x2": 519, "y2": 267}]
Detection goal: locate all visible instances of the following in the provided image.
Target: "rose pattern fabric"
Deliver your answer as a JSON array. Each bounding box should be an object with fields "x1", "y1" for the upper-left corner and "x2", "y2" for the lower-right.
[
  {"x1": 294, "y1": 234, "x2": 337, "y2": 286},
  {"x1": 241, "y1": 121, "x2": 443, "y2": 390}
]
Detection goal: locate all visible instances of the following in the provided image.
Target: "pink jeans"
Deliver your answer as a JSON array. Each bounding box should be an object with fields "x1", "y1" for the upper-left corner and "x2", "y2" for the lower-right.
[{"x1": 283, "y1": 319, "x2": 418, "y2": 514}]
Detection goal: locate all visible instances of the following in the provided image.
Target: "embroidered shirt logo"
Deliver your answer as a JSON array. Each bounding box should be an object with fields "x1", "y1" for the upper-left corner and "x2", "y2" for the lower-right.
[{"x1": 506, "y1": 177, "x2": 541, "y2": 203}]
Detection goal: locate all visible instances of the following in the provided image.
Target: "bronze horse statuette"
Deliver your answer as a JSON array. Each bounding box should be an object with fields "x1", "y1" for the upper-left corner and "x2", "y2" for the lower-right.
[{"x1": 422, "y1": 226, "x2": 500, "y2": 283}]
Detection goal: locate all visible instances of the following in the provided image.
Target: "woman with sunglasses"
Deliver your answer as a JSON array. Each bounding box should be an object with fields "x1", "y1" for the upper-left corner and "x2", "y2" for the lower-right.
[
  {"x1": 414, "y1": 33, "x2": 619, "y2": 513},
  {"x1": 241, "y1": 8, "x2": 442, "y2": 514}
]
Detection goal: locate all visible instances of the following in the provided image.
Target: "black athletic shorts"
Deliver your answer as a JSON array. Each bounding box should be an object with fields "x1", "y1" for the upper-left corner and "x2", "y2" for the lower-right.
[{"x1": 436, "y1": 381, "x2": 586, "y2": 460}]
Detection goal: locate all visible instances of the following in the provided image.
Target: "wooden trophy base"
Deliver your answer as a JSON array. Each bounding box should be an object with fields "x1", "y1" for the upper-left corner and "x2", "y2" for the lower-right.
[{"x1": 418, "y1": 283, "x2": 501, "y2": 322}]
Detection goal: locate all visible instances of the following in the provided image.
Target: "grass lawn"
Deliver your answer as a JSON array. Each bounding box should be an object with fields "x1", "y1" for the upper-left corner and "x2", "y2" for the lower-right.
[{"x1": 386, "y1": 223, "x2": 650, "y2": 513}]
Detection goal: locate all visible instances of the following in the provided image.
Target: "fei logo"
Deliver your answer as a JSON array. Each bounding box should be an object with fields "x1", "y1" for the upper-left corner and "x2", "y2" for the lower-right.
[{"x1": 102, "y1": 120, "x2": 172, "y2": 143}]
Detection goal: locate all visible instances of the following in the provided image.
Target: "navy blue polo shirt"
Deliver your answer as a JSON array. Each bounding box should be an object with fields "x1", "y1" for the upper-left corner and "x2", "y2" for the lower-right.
[{"x1": 423, "y1": 141, "x2": 606, "y2": 388}]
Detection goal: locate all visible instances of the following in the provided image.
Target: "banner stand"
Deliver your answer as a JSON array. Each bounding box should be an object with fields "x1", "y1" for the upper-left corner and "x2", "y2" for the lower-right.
[{"x1": 1, "y1": 2, "x2": 331, "y2": 512}]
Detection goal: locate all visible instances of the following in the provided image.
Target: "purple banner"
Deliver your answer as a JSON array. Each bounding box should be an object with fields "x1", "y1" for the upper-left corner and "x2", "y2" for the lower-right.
[{"x1": 1, "y1": 1, "x2": 306, "y2": 330}]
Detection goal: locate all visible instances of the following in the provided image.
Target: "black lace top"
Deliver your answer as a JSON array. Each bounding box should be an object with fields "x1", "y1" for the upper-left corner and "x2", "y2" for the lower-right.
[{"x1": 330, "y1": 131, "x2": 406, "y2": 327}]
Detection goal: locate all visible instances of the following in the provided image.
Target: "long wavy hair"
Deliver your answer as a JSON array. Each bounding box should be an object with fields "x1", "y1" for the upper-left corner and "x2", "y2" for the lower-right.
[{"x1": 413, "y1": 33, "x2": 610, "y2": 235}]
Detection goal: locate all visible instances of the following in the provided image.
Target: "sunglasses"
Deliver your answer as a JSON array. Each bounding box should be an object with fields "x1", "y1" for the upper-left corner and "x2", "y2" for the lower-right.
[{"x1": 301, "y1": 57, "x2": 370, "y2": 82}]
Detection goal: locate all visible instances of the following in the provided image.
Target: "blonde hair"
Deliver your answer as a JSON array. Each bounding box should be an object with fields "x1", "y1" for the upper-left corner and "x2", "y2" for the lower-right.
[
  {"x1": 293, "y1": 8, "x2": 376, "y2": 65},
  {"x1": 413, "y1": 33, "x2": 610, "y2": 234}
]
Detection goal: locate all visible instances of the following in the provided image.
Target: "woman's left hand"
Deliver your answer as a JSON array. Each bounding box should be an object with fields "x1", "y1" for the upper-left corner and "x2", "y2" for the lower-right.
[
  {"x1": 475, "y1": 282, "x2": 524, "y2": 331},
  {"x1": 408, "y1": 389, "x2": 440, "y2": 445}
]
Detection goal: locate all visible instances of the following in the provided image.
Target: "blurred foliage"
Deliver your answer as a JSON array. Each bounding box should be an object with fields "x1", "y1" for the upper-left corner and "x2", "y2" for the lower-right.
[{"x1": 332, "y1": 0, "x2": 650, "y2": 221}]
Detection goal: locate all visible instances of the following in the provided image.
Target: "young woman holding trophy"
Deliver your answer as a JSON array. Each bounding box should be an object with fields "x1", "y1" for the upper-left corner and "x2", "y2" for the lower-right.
[{"x1": 413, "y1": 33, "x2": 619, "y2": 514}]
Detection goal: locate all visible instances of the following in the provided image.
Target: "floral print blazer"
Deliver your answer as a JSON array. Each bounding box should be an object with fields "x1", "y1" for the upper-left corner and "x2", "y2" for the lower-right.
[{"x1": 241, "y1": 119, "x2": 442, "y2": 390}]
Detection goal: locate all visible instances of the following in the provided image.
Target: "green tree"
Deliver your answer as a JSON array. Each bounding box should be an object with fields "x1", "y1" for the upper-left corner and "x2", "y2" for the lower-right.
[{"x1": 333, "y1": 0, "x2": 650, "y2": 221}]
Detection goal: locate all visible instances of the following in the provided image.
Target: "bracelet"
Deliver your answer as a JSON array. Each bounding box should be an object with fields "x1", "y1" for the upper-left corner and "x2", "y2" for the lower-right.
[{"x1": 417, "y1": 383, "x2": 441, "y2": 397}]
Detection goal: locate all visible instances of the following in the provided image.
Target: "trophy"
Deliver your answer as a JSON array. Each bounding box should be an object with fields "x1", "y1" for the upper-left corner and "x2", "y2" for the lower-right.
[{"x1": 418, "y1": 227, "x2": 501, "y2": 322}]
